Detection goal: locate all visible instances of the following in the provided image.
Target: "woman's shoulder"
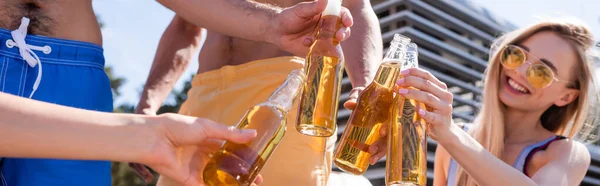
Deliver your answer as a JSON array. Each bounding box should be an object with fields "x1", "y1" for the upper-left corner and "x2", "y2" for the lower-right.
[{"x1": 546, "y1": 137, "x2": 591, "y2": 169}]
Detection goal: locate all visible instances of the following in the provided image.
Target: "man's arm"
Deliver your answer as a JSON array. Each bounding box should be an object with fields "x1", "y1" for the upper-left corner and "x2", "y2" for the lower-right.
[
  {"x1": 156, "y1": 0, "x2": 278, "y2": 45},
  {"x1": 157, "y1": 0, "x2": 353, "y2": 57},
  {"x1": 341, "y1": 0, "x2": 383, "y2": 108},
  {"x1": 136, "y1": 15, "x2": 203, "y2": 114}
]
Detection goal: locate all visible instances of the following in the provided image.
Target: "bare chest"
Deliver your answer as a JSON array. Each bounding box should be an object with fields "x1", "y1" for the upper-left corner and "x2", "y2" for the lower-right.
[{"x1": 0, "y1": 0, "x2": 62, "y2": 35}]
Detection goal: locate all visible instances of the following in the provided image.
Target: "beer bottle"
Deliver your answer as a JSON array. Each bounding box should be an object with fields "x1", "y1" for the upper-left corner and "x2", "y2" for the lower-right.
[
  {"x1": 203, "y1": 69, "x2": 305, "y2": 186},
  {"x1": 296, "y1": 0, "x2": 345, "y2": 137},
  {"x1": 386, "y1": 43, "x2": 428, "y2": 186},
  {"x1": 333, "y1": 34, "x2": 411, "y2": 175}
]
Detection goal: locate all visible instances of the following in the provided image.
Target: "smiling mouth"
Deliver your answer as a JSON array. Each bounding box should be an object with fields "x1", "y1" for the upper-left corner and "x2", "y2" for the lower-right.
[{"x1": 506, "y1": 76, "x2": 530, "y2": 94}]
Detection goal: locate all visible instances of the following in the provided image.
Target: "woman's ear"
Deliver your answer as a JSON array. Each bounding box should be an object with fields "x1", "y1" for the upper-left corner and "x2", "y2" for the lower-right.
[{"x1": 554, "y1": 89, "x2": 580, "y2": 107}]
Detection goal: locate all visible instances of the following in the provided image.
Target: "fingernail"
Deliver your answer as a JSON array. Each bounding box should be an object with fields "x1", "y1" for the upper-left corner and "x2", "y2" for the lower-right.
[
  {"x1": 419, "y1": 109, "x2": 427, "y2": 116},
  {"x1": 401, "y1": 69, "x2": 410, "y2": 75},
  {"x1": 396, "y1": 78, "x2": 405, "y2": 84},
  {"x1": 398, "y1": 89, "x2": 408, "y2": 94}
]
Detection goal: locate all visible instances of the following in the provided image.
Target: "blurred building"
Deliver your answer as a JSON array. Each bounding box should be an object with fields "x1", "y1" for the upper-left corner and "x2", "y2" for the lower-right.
[{"x1": 334, "y1": 0, "x2": 600, "y2": 185}]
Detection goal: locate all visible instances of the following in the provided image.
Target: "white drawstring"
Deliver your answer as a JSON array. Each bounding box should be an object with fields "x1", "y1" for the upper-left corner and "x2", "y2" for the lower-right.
[{"x1": 5, "y1": 17, "x2": 51, "y2": 98}]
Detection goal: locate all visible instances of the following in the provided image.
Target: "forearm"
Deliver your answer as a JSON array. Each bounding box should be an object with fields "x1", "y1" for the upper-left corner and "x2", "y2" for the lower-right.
[
  {"x1": 137, "y1": 15, "x2": 203, "y2": 114},
  {"x1": 440, "y1": 125, "x2": 538, "y2": 186},
  {"x1": 341, "y1": 1, "x2": 382, "y2": 88},
  {"x1": 0, "y1": 93, "x2": 153, "y2": 163},
  {"x1": 157, "y1": 0, "x2": 279, "y2": 44}
]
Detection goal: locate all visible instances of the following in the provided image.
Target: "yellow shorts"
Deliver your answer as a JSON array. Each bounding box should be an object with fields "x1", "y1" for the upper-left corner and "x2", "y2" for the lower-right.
[{"x1": 179, "y1": 56, "x2": 338, "y2": 186}]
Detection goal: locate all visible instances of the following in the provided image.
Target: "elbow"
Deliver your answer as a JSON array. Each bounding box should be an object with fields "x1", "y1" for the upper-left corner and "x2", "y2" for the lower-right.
[
  {"x1": 172, "y1": 16, "x2": 203, "y2": 37},
  {"x1": 168, "y1": 16, "x2": 204, "y2": 47}
]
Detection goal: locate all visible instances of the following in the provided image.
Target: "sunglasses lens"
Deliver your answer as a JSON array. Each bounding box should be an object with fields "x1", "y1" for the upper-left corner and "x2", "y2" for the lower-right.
[
  {"x1": 527, "y1": 65, "x2": 553, "y2": 88},
  {"x1": 501, "y1": 46, "x2": 525, "y2": 69}
]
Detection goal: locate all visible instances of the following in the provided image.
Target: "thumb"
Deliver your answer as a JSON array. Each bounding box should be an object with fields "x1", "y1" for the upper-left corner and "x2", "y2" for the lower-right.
[
  {"x1": 194, "y1": 119, "x2": 257, "y2": 144},
  {"x1": 292, "y1": 0, "x2": 327, "y2": 18},
  {"x1": 343, "y1": 87, "x2": 364, "y2": 110}
]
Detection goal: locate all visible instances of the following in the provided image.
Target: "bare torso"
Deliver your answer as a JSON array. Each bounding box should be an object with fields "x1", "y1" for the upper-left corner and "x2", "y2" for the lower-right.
[
  {"x1": 197, "y1": 0, "x2": 309, "y2": 74},
  {"x1": 0, "y1": 0, "x2": 101, "y2": 45}
]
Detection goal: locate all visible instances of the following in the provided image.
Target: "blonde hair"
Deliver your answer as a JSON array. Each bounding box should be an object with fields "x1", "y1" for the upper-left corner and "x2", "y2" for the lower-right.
[{"x1": 454, "y1": 18, "x2": 597, "y2": 186}]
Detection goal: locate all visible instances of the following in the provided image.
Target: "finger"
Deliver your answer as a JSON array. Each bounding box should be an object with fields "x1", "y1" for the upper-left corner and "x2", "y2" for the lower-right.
[
  {"x1": 342, "y1": 87, "x2": 363, "y2": 110},
  {"x1": 336, "y1": 27, "x2": 351, "y2": 42},
  {"x1": 343, "y1": 99, "x2": 357, "y2": 110},
  {"x1": 397, "y1": 89, "x2": 452, "y2": 115},
  {"x1": 379, "y1": 119, "x2": 388, "y2": 137},
  {"x1": 340, "y1": 7, "x2": 354, "y2": 28},
  {"x1": 418, "y1": 109, "x2": 445, "y2": 128},
  {"x1": 396, "y1": 76, "x2": 453, "y2": 103},
  {"x1": 129, "y1": 163, "x2": 155, "y2": 184},
  {"x1": 368, "y1": 138, "x2": 387, "y2": 165},
  {"x1": 201, "y1": 139, "x2": 225, "y2": 152},
  {"x1": 195, "y1": 119, "x2": 257, "y2": 144},
  {"x1": 400, "y1": 68, "x2": 447, "y2": 90},
  {"x1": 292, "y1": 0, "x2": 328, "y2": 18},
  {"x1": 255, "y1": 174, "x2": 263, "y2": 184}
]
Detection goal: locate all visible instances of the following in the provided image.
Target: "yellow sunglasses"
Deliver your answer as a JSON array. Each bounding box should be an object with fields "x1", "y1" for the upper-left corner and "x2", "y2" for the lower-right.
[{"x1": 499, "y1": 45, "x2": 576, "y2": 89}]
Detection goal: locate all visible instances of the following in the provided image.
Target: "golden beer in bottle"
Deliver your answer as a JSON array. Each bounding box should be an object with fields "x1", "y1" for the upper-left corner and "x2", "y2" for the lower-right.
[
  {"x1": 386, "y1": 43, "x2": 428, "y2": 186},
  {"x1": 203, "y1": 69, "x2": 305, "y2": 186},
  {"x1": 333, "y1": 34, "x2": 411, "y2": 175},
  {"x1": 296, "y1": 0, "x2": 345, "y2": 137}
]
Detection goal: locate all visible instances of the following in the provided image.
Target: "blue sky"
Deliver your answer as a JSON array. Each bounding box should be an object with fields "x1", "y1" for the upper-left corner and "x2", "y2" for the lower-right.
[{"x1": 92, "y1": 0, "x2": 600, "y2": 107}]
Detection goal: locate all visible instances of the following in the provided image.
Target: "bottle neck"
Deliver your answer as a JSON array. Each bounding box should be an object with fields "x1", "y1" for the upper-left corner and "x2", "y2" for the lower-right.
[
  {"x1": 315, "y1": 15, "x2": 342, "y2": 45},
  {"x1": 267, "y1": 69, "x2": 306, "y2": 112},
  {"x1": 384, "y1": 34, "x2": 411, "y2": 61},
  {"x1": 373, "y1": 61, "x2": 401, "y2": 88}
]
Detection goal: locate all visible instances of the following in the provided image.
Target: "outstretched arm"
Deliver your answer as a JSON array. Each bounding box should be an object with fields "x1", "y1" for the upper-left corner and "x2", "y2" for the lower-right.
[
  {"x1": 136, "y1": 15, "x2": 203, "y2": 115},
  {"x1": 341, "y1": 0, "x2": 383, "y2": 109},
  {"x1": 0, "y1": 92, "x2": 150, "y2": 161},
  {"x1": 156, "y1": 0, "x2": 353, "y2": 57},
  {"x1": 0, "y1": 92, "x2": 260, "y2": 186},
  {"x1": 395, "y1": 68, "x2": 591, "y2": 186}
]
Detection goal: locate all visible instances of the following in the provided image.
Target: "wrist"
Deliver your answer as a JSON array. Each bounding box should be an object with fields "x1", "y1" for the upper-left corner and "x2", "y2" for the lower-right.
[
  {"x1": 437, "y1": 124, "x2": 462, "y2": 148},
  {"x1": 122, "y1": 114, "x2": 159, "y2": 164},
  {"x1": 349, "y1": 75, "x2": 373, "y2": 89},
  {"x1": 262, "y1": 9, "x2": 283, "y2": 46}
]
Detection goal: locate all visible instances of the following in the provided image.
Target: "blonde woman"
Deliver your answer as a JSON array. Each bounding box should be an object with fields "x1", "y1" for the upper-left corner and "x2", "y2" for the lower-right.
[{"x1": 372, "y1": 18, "x2": 597, "y2": 186}]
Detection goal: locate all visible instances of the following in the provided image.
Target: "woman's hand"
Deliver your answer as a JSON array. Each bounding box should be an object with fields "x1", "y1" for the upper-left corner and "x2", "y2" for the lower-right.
[
  {"x1": 141, "y1": 113, "x2": 263, "y2": 186},
  {"x1": 367, "y1": 68, "x2": 454, "y2": 163},
  {"x1": 395, "y1": 68, "x2": 454, "y2": 141}
]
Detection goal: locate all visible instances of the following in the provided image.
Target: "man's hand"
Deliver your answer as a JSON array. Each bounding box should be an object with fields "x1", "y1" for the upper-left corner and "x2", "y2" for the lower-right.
[
  {"x1": 141, "y1": 114, "x2": 263, "y2": 186},
  {"x1": 342, "y1": 87, "x2": 364, "y2": 110},
  {"x1": 267, "y1": 0, "x2": 353, "y2": 56}
]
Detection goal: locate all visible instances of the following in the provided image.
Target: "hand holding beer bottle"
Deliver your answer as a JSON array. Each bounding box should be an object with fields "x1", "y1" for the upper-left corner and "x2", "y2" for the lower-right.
[
  {"x1": 203, "y1": 70, "x2": 305, "y2": 186},
  {"x1": 386, "y1": 43, "x2": 428, "y2": 186},
  {"x1": 332, "y1": 34, "x2": 411, "y2": 175},
  {"x1": 296, "y1": 0, "x2": 346, "y2": 137},
  {"x1": 269, "y1": 0, "x2": 353, "y2": 57}
]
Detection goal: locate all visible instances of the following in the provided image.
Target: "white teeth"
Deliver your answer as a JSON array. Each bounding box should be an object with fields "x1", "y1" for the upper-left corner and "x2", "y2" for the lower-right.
[{"x1": 508, "y1": 78, "x2": 528, "y2": 93}]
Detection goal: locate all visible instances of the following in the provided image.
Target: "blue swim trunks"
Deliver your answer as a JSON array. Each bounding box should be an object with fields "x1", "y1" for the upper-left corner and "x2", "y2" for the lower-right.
[{"x1": 0, "y1": 18, "x2": 112, "y2": 186}]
